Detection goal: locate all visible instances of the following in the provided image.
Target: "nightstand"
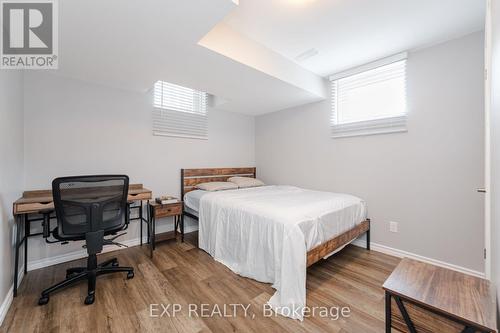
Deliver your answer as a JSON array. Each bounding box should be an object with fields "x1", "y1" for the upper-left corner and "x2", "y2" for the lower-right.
[{"x1": 148, "y1": 201, "x2": 184, "y2": 257}]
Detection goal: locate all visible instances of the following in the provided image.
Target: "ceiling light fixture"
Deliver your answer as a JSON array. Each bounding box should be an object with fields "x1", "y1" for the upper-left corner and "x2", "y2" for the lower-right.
[{"x1": 295, "y1": 48, "x2": 319, "y2": 62}]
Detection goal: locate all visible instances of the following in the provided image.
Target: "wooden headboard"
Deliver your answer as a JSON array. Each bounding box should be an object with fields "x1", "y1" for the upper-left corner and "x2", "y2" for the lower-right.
[{"x1": 181, "y1": 167, "x2": 256, "y2": 198}]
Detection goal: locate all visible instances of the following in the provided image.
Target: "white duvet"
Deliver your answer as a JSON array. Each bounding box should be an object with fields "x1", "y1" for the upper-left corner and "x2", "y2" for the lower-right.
[{"x1": 198, "y1": 185, "x2": 367, "y2": 320}]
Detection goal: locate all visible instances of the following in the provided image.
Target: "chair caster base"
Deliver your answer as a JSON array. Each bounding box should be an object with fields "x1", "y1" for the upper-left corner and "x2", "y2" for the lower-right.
[
  {"x1": 127, "y1": 272, "x2": 134, "y2": 279},
  {"x1": 38, "y1": 296, "x2": 49, "y2": 305},
  {"x1": 84, "y1": 294, "x2": 95, "y2": 305}
]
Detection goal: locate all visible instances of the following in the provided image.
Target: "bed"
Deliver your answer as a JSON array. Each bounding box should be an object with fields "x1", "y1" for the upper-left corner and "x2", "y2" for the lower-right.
[{"x1": 181, "y1": 167, "x2": 370, "y2": 320}]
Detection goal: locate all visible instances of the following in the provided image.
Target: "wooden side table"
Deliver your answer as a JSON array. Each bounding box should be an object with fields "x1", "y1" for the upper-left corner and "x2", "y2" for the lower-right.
[
  {"x1": 383, "y1": 258, "x2": 496, "y2": 333},
  {"x1": 148, "y1": 201, "x2": 184, "y2": 257}
]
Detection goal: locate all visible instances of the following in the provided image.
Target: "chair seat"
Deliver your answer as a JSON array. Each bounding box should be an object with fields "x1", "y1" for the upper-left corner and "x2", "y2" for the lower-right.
[{"x1": 52, "y1": 227, "x2": 124, "y2": 242}]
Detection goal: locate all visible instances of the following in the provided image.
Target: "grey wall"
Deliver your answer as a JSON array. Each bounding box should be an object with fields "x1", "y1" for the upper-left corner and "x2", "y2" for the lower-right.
[
  {"x1": 23, "y1": 72, "x2": 255, "y2": 263},
  {"x1": 0, "y1": 72, "x2": 24, "y2": 307},
  {"x1": 255, "y1": 32, "x2": 485, "y2": 272},
  {"x1": 489, "y1": 0, "x2": 500, "y2": 321}
]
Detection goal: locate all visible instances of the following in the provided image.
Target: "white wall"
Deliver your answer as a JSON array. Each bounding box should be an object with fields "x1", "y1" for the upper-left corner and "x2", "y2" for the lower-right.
[
  {"x1": 0, "y1": 71, "x2": 24, "y2": 319},
  {"x1": 23, "y1": 72, "x2": 255, "y2": 263},
  {"x1": 255, "y1": 32, "x2": 485, "y2": 273}
]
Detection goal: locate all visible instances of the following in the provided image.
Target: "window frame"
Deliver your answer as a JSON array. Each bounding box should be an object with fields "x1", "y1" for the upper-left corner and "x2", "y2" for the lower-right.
[
  {"x1": 152, "y1": 80, "x2": 209, "y2": 140},
  {"x1": 329, "y1": 52, "x2": 408, "y2": 139}
]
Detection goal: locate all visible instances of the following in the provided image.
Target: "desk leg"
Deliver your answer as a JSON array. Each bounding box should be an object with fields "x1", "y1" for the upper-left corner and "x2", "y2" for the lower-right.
[
  {"x1": 174, "y1": 216, "x2": 178, "y2": 237},
  {"x1": 13, "y1": 215, "x2": 22, "y2": 297},
  {"x1": 139, "y1": 201, "x2": 143, "y2": 246},
  {"x1": 24, "y1": 215, "x2": 28, "y2": 274},
  {"x1": 181, "y1": 213, "x2": 184, "y2": 242},
  {"x1": 148, "y1": 206, "x2": 155, "y2": 258},
  {"x1": 152, "y1": 212, "x2": 156, "y2": 251},
  {"x1": 146, "y1": 201, "x2": 150, "y2": 244},
  {"x1": 394, "y1": 295, "x2": 417, "y2": 333},
  {"x1": 385, "y1": 291, "x2": 391, "y2": 333},
  {"x1": 126, "y1": 203, "x2": 130, "y2": 225}
]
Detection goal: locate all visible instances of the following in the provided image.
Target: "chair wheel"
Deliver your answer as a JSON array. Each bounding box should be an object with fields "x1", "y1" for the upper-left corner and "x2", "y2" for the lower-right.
[
  {"x1": 66, "y1": 272, "x2": 77, "y2": 278},
  {"x1": 112, "y1": 261, "x2": 119, "y2": 267},
  {"x1": 127, "y1": 271, "x2": 134, "y2": 279},
  {"x1": 84, "y1": 294, "x2": 95, "y2": 305},
  {"x1": 38, "y1": 296, "x2": 49, "y2": 305}
]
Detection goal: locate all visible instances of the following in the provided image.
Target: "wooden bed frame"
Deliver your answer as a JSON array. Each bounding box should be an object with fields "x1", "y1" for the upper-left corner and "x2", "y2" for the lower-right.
[{"x1": 181, "y1": 167, "x2": 370, "y2": 267}]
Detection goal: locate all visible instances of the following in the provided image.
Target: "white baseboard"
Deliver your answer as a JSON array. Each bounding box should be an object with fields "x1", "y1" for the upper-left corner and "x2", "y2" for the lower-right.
[
  {"x1": 0, "y1": 286, "x2": 13, "y2": 327},
  {"x1": 28, "y1": 224, "x2": 198, "y2": 271},
  {"x1": 351, "y1": 239, "x2": 485, "y2": 279},
  {"x1": 27, "y1": 237, "x2": 146, "y2": 271},
  {"x1": 0, "y1": 225, "x2": 199, "y2": 326},
  {"x1": 26, "y1": 226, "x2": 483, "y2": 278},
  {"x1": 0, "y1": 264, "x2": 22, "y2": 326},
  {"x1": 1, "y1": 227, "x2": 482, "y2": 328}
]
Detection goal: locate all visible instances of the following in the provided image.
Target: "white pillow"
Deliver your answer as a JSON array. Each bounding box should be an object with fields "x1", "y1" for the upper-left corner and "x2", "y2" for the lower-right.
[
  {"x1": 195, "y1": 181, "x2": 238, "y2": 191},
  {"x1": 228, "y1": 176, "x2": 265, "y2": 188}
]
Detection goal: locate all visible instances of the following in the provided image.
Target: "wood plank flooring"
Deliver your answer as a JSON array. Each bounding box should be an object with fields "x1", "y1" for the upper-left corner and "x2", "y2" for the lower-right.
[{"x1": 1, "y1": 232, "x2": 400, "y2": 333}]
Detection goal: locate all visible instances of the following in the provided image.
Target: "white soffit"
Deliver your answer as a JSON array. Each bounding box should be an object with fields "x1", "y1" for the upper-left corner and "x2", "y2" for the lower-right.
[
  {"x1": 50, "y1": 0, "x2": 326, "y2": 115},
  {"x1": 198, "y1": 23, "x2": 326, "y2": 99}
]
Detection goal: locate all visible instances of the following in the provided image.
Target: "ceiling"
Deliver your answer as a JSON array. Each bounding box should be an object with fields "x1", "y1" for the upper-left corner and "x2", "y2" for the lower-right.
[
  {"x1": 55, "y1": 0, "x2": 325, "y2": 115},
  {"x1": 224, "y1": 0, "x2": 485, "y2": 76},
  {"x1": 53, "y1": 0, "x2": 485, "y2": 115}
]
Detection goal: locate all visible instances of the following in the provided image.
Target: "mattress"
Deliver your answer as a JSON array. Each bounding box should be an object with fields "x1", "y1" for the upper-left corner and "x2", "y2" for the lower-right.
[
  {"x1": 183, "y1": 189, "x2": 207, "y2": 213},
  {"x1": 190, "y1": 185, "x2": 367, "y2": 320},
  {"x1": 184, "y1": 186, "x2": 366, "y2": 251}
]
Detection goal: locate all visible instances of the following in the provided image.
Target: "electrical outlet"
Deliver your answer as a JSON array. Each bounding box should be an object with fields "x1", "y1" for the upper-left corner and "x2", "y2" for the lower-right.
[{"x1": 389, "y1": 221, "x2": 398, "y2": 233}]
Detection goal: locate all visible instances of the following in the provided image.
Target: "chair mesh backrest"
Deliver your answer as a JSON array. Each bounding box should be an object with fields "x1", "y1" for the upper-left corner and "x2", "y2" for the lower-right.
[{"x1": 52, "y1": 175, "x2": 129, "y2": 238}]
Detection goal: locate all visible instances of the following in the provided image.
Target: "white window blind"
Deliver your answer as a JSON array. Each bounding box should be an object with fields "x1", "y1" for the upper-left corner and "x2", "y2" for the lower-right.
[
  {"x1": 330, "y1": 54, "x2": 407, "y2": 138},
  {"x1": 153, "y1": 81, "x2": 208, "y2": 139}
]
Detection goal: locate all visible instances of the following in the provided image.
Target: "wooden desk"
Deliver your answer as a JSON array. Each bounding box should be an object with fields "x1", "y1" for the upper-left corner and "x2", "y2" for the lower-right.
[
  {"x1": 11, "y1": 184, "x2": 152, "y2": 297},
  {"x1": 13, "y1": 184, "x2": 151, "y2": 214},
  {"x1": 148, "y1": 201, "x2": 183, "y2": 257},
  {"x1": 383, "y1": 258, "x2": 497, "y2": 333}
]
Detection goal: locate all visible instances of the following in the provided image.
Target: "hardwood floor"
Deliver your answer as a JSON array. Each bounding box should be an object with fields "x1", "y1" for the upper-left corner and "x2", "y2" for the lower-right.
[{"x1": 1, "y1": 232, "x2": 400, "y2": 333}]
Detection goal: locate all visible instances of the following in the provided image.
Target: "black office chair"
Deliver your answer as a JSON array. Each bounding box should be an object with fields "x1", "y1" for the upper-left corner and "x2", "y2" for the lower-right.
[{"x1": 38, "y1": 175, "x2": 134, "y2": 306}]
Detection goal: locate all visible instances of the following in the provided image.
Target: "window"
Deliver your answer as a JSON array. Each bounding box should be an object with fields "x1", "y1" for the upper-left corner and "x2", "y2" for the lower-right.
[
  {"x1": 330, "y1": 53, "x2": 407, "y2": 138},
  {"x1": 153, "y1": 81, "x2": 208, "y2": 139}
]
